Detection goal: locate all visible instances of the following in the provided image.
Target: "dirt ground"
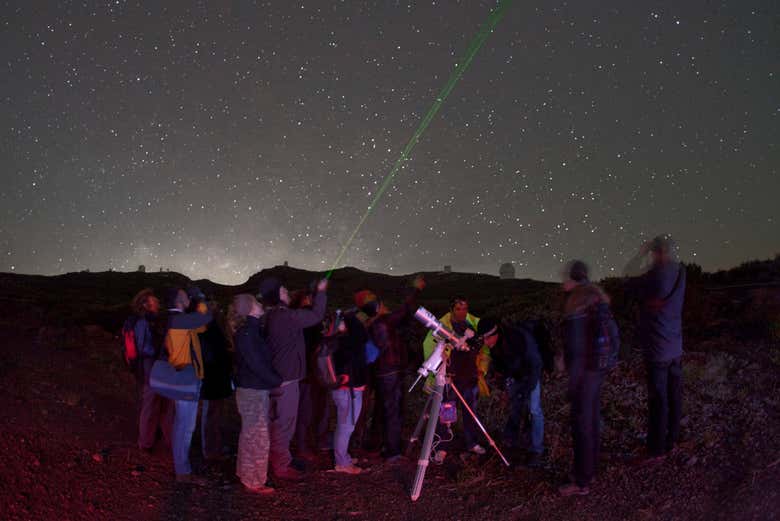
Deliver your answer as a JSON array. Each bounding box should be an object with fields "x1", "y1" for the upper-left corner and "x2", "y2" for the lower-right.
[{"x1": 1, "y1": 322, "x2": 778, "y2": 521}]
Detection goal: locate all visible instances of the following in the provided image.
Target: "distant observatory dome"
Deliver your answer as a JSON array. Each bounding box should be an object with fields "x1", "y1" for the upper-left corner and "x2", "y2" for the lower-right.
[{"x1": 499, "y1": 262, "x2": 515, "y2": 279}]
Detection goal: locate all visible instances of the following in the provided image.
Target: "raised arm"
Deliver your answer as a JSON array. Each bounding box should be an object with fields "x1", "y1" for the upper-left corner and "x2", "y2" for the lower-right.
[{"x1": 169, "y1": 310, "x2": 213, "y2": 330}]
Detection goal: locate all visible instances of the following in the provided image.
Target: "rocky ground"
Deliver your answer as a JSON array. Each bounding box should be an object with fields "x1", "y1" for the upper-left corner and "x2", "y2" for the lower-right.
[{"x1": 1, "y1": 318, "x2": 778, "y2": 521}]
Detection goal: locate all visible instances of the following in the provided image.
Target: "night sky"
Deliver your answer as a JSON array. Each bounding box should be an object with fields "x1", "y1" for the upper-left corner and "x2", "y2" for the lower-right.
[{"x1": 1, "y1": 1, "x2": 777, "y2": 284}]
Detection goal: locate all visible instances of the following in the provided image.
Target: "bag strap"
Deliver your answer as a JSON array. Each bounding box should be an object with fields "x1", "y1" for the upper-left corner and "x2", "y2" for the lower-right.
[{"x1": 189, "y1": 331, "x2": 202, "y2": 375}]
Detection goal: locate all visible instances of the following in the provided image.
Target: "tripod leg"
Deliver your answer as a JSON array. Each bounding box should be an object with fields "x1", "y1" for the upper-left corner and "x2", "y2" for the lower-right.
[
  {"x1": 408, "y1": 392, "x2": 434, "y2": 448},
  {"x1": 410, "y1": 382, "x2": 444, "y2": 501},
  {"x1": 449, "y1": 381, "x2": 510, "y2": 467}
]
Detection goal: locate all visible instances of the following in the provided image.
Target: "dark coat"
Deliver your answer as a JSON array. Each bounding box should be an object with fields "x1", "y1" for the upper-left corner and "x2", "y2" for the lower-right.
[
  {"x1": 626, "y1": 261, "x2": 686, "y2": 362},
  {"x1": 264, "y1": 290, "x2": 327, "y2": 382},
  {"x1": 198, "y1": 320, "x2": 233, "y2": 400},
  {"x1": 368, "y1": 288, "x2": 419, "y2": 376},
  {"x1": 332, "y1": 313, "x2": 370, "y2": 389},
  {"x1": 491, "y1": 322, "x2": 543, "y2": 397},
  {"x1": 233, "y1": 316, "x2": 282, "y2": 390}
]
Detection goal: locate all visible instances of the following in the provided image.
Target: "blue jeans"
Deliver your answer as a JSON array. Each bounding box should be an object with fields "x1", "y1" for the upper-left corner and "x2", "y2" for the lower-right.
[
  {"x1": 504, "y1": 381, "x2": 544, "y2": 454},
  {"x1": 332, "y1": 389, "x2": 363, "y2": 467},
  {"x1": 172, "y1": 394, "x2": 200, "y2": 475}
]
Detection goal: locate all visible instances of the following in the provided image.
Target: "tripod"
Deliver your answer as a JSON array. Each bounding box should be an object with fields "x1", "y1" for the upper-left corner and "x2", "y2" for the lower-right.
[{"x1": 408, "y1": 341, "x2": 509, "y2": 501}]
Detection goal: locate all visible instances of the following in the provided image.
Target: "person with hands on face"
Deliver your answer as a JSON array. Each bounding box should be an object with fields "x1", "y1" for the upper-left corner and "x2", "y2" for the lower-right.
[{"x1": 230, "y1": 294, "x2": 282, "y2": 494}]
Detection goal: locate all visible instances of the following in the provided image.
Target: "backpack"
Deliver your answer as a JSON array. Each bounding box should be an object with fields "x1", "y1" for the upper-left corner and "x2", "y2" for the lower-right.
[
  {"x1": 365, "y1": 339, "x2": 380, "y2": 364},
  {"x1": 121, "y1": 316, "x2": 140, "y2": 370},
  {"x1": 589, "y1": 303, "x2": 620, "y2": 371}
]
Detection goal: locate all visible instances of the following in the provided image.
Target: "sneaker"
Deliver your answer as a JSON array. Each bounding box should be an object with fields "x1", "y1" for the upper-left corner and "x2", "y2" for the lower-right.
[
  {"x1": 468, "y1": 444, "x2": 486, "y2": 455},
  {"x1": 243, "y1": 484, "x2": 275, "y2": 495},
  {"x1": 334, "y1": 464, "x2": 362, "y2": 475},
  {"x1": 558, "y1": 482, "x2": 590, "y2": 496},
  {"x1": 432, "y1": 450, "x2": 447, "y2": 464},
  {"x1": 175, "y1": 473, "x2": 208, "y2": 486}
]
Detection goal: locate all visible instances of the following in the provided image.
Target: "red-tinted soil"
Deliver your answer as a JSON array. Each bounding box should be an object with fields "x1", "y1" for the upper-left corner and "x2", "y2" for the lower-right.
[{"x1": 1, "y1": 320, "x2": 778, "y2": 521}]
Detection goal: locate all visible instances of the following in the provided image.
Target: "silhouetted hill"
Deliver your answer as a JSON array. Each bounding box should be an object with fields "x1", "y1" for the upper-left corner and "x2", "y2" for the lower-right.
[
  {"x1": 0, "y1": 266, "x2": 552, "y2": 335},
  {"x1": 1, "y1": 256, "x2": 778, "y2": 343}
]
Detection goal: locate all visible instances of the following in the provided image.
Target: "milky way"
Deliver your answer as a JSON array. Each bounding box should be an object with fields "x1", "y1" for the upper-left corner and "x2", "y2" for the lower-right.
[{"x1": 1, "y1": 1, "x2": 777, "y2": 283}]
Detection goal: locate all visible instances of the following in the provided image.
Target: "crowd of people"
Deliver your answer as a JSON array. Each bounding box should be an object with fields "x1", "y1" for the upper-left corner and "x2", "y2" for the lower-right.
[{"x1": 125, "y1": 234, "x2": 686, "y2": 497}]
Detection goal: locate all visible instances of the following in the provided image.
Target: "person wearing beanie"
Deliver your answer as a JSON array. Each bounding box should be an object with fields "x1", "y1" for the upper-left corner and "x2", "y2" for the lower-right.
[
  {"x1": 259, "y1": 276, "x2": 328, "y2": 481},
  {"x1": 558, "y1": 260, "x2": 612, "y2": 496},
  {"x1": 363, "y1": 275, "x2": 425, "y2": 462},
  {"x1": 479, "y1": 317, "x2": 545, "y2": 468},
  {"x1": 624, "y1": 235, "x2": 686, "y2": 462}
]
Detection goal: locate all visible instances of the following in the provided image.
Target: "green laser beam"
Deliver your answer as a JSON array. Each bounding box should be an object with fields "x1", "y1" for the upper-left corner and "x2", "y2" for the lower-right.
[{"x1": 326, "y1": 0, "x2": 514, "y2": 278}]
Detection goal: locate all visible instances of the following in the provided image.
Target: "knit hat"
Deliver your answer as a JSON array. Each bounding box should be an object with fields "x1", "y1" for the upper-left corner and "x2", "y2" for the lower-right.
[
  {"x1": 354, "y1": 290, "x2": 377, "y2": 309},
  {"x1": 258, "y1": 277, "x2": 283, "y2": 305},
  {"x1": 354, "y1": 289, "x2": 380, "y2": 317},
  {"x1": 476, "y1": 317, "x2": 499, "y2": 338}
]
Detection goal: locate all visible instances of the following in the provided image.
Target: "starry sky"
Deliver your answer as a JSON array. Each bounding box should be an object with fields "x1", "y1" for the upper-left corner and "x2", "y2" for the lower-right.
[{"x1": 1, "y1": 1, "x2": 778, "y2": 284}]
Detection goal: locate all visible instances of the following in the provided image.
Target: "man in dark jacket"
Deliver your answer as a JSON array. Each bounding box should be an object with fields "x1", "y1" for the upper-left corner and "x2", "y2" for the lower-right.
[
  {"x1": 362, "y1": 275, "x2": 425, "y2": 462},
  {"x1": 479, "y1": 317, "x2": 544, "y2": 467},
  {"x1": 559, "y1": 260, "x2": 612, "y2": 496},
  {"x1": 624, "y1": 235, "x2": 686, "y2": 459},
  {"x1": 259, "y1": 276, "x2": 328, "y2": 481}
]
